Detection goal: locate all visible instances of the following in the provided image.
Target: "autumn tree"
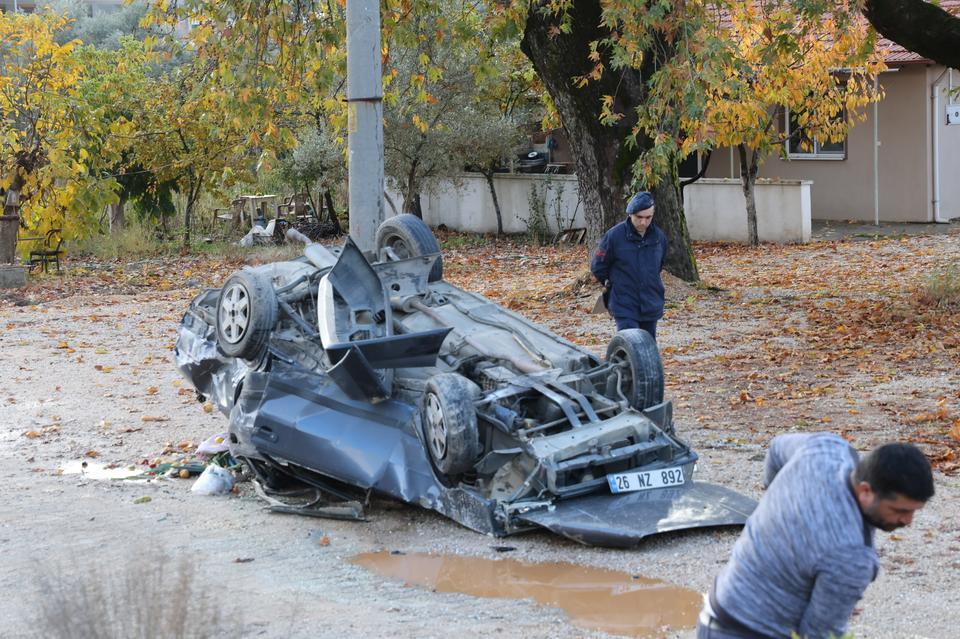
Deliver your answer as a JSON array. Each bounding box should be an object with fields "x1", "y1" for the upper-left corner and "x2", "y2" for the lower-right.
[
  {"x1": 457, "y1": 49, "x2": 542, "y2": 236},
  {"x1": 381, "y1": 2, "x2": 535, "y2": 221},
  {"x1": 665, "y1": 1, "x2": 885, "y2": 246},
  {"x1": 0, "y1": 12, "x2": 128, "y2": 261},
  {"x1": 513, "y1": 0, "x2": 702, "y2": 280},
  {"x1": 273, "y1": 124, "x2": 345, "y2": 232}
]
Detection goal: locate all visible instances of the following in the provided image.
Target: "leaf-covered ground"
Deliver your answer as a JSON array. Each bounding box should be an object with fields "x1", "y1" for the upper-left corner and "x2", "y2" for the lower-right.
[{"x1": 7, "y1": 229, "x2": 959, "y2": 472}]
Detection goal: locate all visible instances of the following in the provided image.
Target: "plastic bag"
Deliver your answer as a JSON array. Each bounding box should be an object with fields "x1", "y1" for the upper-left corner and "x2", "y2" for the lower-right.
[
  {"x1": 190, "y1": 464, "x2": 234, "y2": 495},
  {"x1": 196, "y1": 431, "x2": 230, "y2": 456}
]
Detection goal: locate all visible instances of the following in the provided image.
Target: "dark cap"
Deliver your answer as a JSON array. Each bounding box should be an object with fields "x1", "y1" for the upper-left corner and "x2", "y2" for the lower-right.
[{"x1": 626, "y1": 191, "x2": 655, "y2": 214}]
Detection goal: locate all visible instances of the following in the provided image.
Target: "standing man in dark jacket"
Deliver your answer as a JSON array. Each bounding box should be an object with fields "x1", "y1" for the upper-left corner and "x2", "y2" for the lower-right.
[{"x1": 590, "y1": 191, "x2": 669, "y2": 340}]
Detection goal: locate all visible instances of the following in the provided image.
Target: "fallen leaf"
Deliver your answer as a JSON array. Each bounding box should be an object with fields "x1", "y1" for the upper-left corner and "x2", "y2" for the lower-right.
[
  {"x1": 141, "y1": 416, "x2": 169, "y2": 422},
  {"x1": 133, "y1": 496, "x2": 152, "y2": 504},
  {"x1": 84, "y1": 450, "x2": 100, "y2": 458}
]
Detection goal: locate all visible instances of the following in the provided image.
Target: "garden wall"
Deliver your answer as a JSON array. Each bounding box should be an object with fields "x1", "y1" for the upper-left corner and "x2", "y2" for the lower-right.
[{"x1": 389, "y1": 174, "x2": 812, "y2": 243}]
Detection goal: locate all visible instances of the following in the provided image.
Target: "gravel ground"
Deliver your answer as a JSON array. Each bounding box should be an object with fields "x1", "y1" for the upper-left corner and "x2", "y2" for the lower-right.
[{"x1": 1, "y1": 238, "x2": 958, "y2": 638}]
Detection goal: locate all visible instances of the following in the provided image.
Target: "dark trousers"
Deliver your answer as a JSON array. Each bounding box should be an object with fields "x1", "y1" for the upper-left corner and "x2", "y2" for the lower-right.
[{"x1": 614, "y1": 317, "x2": 657, "y2": 340}]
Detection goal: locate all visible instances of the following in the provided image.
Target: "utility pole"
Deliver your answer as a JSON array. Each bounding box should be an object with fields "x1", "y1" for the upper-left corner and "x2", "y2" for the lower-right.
[{"x1": 346, "y1": 0, "x2": 385, "y2": 253}]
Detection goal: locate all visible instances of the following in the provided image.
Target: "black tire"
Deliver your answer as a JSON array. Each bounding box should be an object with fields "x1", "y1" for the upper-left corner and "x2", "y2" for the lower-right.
[
  {"x1": 375, "y1": 214, "x2": 443, "y2": 282},
  {"x1": 604, "y1": 329, "x2": 664, "y2": 410},
  {"x1": 215, "y1": 270, "x2": 278, "y2": 360},
  {"x1": 421, "y1": 373, "x2": 480, "y2": 476}
]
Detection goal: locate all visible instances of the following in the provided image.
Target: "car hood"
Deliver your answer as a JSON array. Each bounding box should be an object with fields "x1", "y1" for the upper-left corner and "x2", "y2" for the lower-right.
[{"x1": 517, "y1": 482, "x2": 756, "y2": 547}]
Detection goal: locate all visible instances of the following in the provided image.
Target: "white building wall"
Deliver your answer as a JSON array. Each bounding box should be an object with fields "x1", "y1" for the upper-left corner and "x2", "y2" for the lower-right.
[
  {"x1": 683, "y1": 178, "x2": 812, "y2": 243},
  {"x1": 391, "y1": 173, "x2": 812, "y2": 243}
]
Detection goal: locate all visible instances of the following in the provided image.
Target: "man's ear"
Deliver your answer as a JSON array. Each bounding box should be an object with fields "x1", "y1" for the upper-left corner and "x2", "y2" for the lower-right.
[{"x1": 854, "y1": 481, "x2": 875, "y2": 508}]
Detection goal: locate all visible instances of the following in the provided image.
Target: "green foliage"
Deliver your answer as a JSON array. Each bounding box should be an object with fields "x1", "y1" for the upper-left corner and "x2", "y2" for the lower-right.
[
  {"x1": 71, "y1": 216, "x2": 169, "y2": 260},
  {"x1": 48, "y1": 0, "x2": 151, "y2": 50},
  {"x1": 0, "y1": 11, "x2": 126, "y2": 246}
]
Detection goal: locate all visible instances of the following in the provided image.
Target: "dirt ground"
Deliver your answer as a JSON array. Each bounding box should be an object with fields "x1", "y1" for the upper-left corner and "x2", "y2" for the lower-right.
[{"x1": 2, "y1": 229, "x2": 958, "y2": 638}]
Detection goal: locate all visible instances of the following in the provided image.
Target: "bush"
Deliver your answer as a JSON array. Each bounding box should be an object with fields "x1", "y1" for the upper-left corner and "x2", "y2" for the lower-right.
[
  {"x1": 71, "y1": 217, "x2": 172, "y2": 260},
  {"x1": 918, "y1": 263, "x2": 960, "y2": 309},
  {"x1": 29, "y1": 549, "x2": 237, "y2": 639}
]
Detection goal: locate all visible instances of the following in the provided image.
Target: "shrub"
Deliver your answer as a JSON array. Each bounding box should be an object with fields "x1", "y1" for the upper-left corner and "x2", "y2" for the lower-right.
[
  {"x1": 918, "y1": 263, "x2": 960, "y2": 309},
  {"x1": 29, "y1": 549, "x2": 237, "y2": 639}
]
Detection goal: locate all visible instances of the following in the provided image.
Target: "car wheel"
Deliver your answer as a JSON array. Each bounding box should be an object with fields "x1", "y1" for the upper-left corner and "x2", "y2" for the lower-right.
[
  {"x1": 605, "y1": 329, "x2": 664, "y2": 410},
  {"x1": 215, "y1": 270, "x2": 278, "y2": 360},
  {"x1": 422, "y1": 373, "x2": 480, "y2": 476},
  {"x1": 375, "y1": 214, "x2": 443, "y2": 282}
]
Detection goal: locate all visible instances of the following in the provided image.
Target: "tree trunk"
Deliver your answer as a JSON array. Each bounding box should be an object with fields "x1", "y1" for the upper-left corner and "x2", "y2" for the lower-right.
[
  {"x1": 521, "y1": 0, "x2": 699, "y2": 281},
  {"x1": 653, "y1": 180, "x2": 699, "y2": 280},
  {"x1": 324, "y1": 190, "x2": 342, "y2": 234},
  {"x1": 737, "y1": 144, "x2": 760, "y2": 247},
  {"x1": 108, "y1": 192, "x2": 128, "y2": 234},
  {"x1": 182, "y1": 175, "x2": 202, "y2": 250},
  {"x1": 404, "y1": 162, "x2": 423, "y2": 218},
  {"x1": 864, "y1": 0, "x2": 960, "y2": 70},
  {"x1": 484, "y1": 168, "x2": 504, "y2": 236}
]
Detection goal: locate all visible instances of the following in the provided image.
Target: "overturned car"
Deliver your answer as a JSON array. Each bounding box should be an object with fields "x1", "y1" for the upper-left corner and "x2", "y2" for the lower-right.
[{"x1": 175, "y1": 215, "x2": 755, "y2": 546}]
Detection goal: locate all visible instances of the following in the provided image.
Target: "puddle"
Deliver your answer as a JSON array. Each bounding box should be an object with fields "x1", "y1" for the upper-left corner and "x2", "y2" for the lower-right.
[
  {"x1": 351, "y1": 551, "x2": 702, "y2": 638},
  {"x1": 58, "y1": 461, "x2": 143, "y2": 480}
]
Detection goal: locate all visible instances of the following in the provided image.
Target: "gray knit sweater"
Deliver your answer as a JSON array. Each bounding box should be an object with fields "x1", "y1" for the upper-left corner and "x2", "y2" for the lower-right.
[{"x1": 713, "y1": 433, "x2": 879, "y2": 638}]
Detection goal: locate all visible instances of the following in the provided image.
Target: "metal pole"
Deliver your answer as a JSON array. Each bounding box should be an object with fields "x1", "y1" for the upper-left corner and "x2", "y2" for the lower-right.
[
  {"x1": 873, "y1": 74, "x2": 879, "y2": 227},
  {"x1": 346, "y1": 0, "x2": 385, "y2": 254}
]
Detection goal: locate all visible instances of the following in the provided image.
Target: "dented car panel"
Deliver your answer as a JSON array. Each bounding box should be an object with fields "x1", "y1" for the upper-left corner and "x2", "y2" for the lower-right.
[{"x1": 174, "y1": 216, "x2": 755, "y2": 546}]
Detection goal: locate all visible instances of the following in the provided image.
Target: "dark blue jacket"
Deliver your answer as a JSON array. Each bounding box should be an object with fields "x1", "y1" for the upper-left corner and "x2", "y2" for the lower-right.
[{"x1": 590, "y1": 218, "x2": 668, "y2": 322}]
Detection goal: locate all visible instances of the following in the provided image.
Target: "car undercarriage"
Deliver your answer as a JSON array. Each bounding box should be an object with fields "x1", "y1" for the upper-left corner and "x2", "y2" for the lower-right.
[{"x1": 175, "y1": 215, "x2": 755, "y2": 546}]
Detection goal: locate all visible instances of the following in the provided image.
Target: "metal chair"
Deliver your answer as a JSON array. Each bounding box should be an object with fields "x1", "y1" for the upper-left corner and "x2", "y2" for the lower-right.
[{"x1": 28, "y1": 229, "x2": 64, "y2": 273}]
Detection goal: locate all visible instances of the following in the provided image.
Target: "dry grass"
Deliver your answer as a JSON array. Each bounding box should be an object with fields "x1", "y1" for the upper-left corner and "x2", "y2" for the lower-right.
[
  {"x1": 29, "y1": 550, "x2": 238, "y2": 639},
  {"x1": 918, "y1": 262, "x2": 960, "y2": 309}
]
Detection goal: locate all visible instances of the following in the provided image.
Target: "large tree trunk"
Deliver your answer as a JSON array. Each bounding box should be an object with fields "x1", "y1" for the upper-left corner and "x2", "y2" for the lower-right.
[
  {"x1": 737, "y1": 145, "x2": 761, "y2": 247},
  {"x1": 864, "y1": 0, "x2": 960, "y2": 70},
  {"x1": 653, "y1": 180, "x2": 699, "y2": 279},
  {"x1": 521, "y1": 0, "x2": 699, "y2": 281}
]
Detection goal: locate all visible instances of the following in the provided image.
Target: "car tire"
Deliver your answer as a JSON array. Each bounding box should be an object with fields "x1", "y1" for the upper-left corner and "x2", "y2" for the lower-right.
[
  {"x1": 375, "y1": 214, "x2": 443, "y2": 282},
  {"x1": 421, "y1": 373, "x2": 480, "y2": 477},
  {"x1": 605, "y1": 329, "x2": 664, "y2": 410},
  {"x1": 215, "y1": 270, "x2": 278, "y2": 360}
]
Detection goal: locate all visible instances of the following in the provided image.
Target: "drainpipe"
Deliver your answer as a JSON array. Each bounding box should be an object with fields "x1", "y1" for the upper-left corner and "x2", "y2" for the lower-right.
[
  {"x1": 931, "y1": 67, "x2": 951, "y2": 223},
  {"x1": 873, "y1": 74, "x2": 880, "y2": 226}
]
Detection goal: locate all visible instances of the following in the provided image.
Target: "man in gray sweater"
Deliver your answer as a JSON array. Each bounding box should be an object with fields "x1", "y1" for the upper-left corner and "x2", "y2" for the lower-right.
[{"x1": 697, "y1": 433, "x2": 934, "y2": 639}]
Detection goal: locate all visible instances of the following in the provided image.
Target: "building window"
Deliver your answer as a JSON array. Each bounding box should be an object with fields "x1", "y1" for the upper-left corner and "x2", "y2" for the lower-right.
[{"x1": 784, "y1": 108, "x2": 846, "y2": 160}]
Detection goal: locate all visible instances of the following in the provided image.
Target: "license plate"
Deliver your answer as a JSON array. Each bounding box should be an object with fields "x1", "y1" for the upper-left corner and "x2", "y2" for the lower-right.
[{"x1": 607, "y1": 466, "x2": 685, "y2": 493}]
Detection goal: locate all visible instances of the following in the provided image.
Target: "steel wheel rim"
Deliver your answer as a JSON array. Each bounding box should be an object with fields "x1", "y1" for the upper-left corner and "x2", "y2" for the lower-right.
[
  {"x1": 425, "y1": 393, "x2": 447, "y2": 461},
  {"x1": 219, "y1": 283, "x2": 250, "y2": 344},
  {"x1": 385, "y1": 235, "x2": 412, "y2": 259}
]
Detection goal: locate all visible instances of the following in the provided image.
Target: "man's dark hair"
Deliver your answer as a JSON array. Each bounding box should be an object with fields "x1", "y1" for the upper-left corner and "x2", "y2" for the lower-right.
[{"x1": 855, "y1": 443, "x2": 934, "y2": 502}]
